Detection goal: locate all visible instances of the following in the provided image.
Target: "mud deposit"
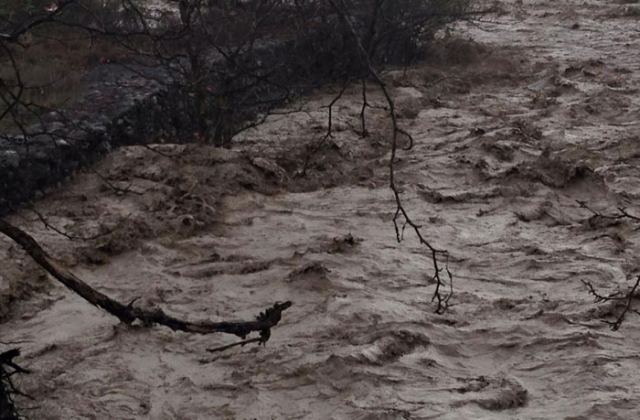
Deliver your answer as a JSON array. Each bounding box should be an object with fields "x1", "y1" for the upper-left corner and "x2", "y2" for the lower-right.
[{"x1": 2, "y1": 1, "x2": 640, "y2": 418}]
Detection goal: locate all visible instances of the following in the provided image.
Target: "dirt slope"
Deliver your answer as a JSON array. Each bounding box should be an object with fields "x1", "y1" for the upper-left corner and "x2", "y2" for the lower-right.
[{"x1": 1, "y1": 0, "x2": 640, "y2": 419}]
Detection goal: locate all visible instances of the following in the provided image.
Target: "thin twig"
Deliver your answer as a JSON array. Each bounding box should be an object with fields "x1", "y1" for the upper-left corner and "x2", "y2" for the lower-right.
[
  {"x1": 29, "y1": 207, "x2": 124, "y2": 241},
  {"x1": 87, "y1": 167, "x2": 144, "y2": 196},
  {"x1": 300, "y1": 79, "x2": 351, "y2": 176},
  {"x1": 577, "y1": 200, "x2": 640, "y2": 223},
  {"x1": 330, "y1": 0, "x2": 451, "y2": 313},
  {"x1": 583, "y1": 276, "x2": 640, "y2": 331},
  {"x1": 207, "y1": 337, "x2": 262, "y2": 353}
]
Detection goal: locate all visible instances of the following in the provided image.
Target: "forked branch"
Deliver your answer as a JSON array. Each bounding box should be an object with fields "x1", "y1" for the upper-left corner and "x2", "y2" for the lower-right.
[
  {"x1": 0, "y1": 348, "x2": 29, "y2": 420},
  {"x1": 330, "y1": 0, "x2": 452, "y2": 313},
  {"x1": 583, "y1": 276, "x2": 640, "y2": 331},
  {"x1": 577, "y1": 200, "x2": 640, "y2": 225},
  {"x1": 0, "y1": 219, "x2": 291, "y2": 341}
]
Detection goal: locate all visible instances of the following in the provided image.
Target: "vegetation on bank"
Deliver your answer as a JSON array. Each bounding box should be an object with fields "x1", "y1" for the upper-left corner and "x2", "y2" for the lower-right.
[
  {"x1": 0, "y1": 1, "x2": 474, "y2": 417},
  {"x1": 0, "y1": 0, "x2": 472, "y2": 136}
]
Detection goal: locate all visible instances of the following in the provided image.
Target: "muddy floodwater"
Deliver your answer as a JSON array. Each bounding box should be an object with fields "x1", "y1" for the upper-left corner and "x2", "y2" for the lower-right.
[{"x1": 1, "y1": 0, "x2": 640, "y2": 418}]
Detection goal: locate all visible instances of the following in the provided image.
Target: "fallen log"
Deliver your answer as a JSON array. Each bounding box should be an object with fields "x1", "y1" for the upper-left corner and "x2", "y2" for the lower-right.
[{"x1": 0, "y1": 219, "x2": 291, "y2": 341}]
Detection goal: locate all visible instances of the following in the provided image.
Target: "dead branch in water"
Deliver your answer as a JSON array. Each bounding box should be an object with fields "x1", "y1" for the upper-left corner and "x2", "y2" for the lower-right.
[
  {"x1": 300, "y1": 78, "x2": 351, "y2": 176},
  {"x1": 0, "y1": 348, "x2": 30, "y2": 420},
  {"x1": 330, "y1": 0, "x2": 452, "y2": 313},
  {"x1": 582, "y1": 276, "x2": 640, "y2": 331},
  {"x1": 0, "y1": 219, "x2": 292, "y2": 341},
  {"x1": 207, "y1": 337, "x2": 263, "y2": 353},
  {"x1": 28, "y1": 207, "x2": 126, "y2": 242},
  {"x1": 577, "y1": 200, "x2": 640, "y2": 226},
  {"x1": 578, "y1": 200, "x2": 640, "y2": 330}
]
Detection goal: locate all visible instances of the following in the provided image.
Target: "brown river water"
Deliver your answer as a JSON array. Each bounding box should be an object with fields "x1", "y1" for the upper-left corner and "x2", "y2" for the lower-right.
[{"x1": 1, "y1": 0, "x2": 640, "y2": 418}]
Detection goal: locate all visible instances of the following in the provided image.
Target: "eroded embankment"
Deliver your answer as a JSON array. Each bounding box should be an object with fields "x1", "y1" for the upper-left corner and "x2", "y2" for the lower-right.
[
  {"x1": 0, "y1": 35, "x2": 324, "y2": 216},
  {"x1": 1, "y1": 0, "x2": 640, "y2": 419}
]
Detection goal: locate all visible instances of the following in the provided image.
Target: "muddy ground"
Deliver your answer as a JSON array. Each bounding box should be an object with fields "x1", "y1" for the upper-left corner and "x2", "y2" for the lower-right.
[{"x1": 1, "y1": 0, "x2": 640, "y2": 418}]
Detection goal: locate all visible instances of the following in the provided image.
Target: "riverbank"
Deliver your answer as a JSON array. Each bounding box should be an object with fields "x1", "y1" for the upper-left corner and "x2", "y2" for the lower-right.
[{"x1": 1, "y1": 1, "x2": 640, "y2": 418}]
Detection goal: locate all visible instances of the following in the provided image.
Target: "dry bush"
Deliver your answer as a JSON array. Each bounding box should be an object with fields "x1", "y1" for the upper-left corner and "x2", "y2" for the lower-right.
[{"x1": 0, "y1": 0, "x2": 474, "y2": 141}]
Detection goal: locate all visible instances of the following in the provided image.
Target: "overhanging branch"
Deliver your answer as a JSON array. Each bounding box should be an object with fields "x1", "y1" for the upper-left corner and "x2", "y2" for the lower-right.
[{"x1": 0, "y1": 218, "x2": 291, "y2": 340}]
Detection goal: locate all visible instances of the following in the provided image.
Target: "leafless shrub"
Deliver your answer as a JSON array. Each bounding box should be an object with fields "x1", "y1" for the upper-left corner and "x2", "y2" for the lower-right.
[
  {"x1": 0, "y1": 2, "x2": 480, "y2": 416},
  {"x1": 1, "y1": 0, "x2": 474, "y2": 139}
]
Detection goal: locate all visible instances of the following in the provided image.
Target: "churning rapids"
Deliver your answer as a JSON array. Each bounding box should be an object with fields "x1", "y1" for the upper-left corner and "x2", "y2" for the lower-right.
[{"x1": 1, "y1": 0, "x2": 640, "y2": 418}]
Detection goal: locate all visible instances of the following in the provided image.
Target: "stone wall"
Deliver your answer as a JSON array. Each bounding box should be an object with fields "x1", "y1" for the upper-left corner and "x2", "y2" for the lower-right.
[
  {"x1": 0, "y1": 63, "x2": 161, "y2": 216},
  {"x1": 0, "y1": 39, "x2": 306, "y2": 217},
  {"x1": 0, "y1": 19, "x2": 389, "y2": 216}
]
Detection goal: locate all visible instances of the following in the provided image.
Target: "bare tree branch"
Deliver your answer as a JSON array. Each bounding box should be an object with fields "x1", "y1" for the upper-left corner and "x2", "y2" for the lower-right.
[
  {"x1": 0, "y1": 348, "x2": 29, "y2": 420},
  {"x1": 583, "y1": 276, "x2": 640, "y2": 331},
  {"x1": 0, "y1": 218, "x2": 292, "y2": 340},
  {"x1": 330, "y1": 0, "x2": 452, "y2": 313}
]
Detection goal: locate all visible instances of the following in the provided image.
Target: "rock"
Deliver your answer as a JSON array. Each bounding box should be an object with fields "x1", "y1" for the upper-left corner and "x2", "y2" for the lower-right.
[
  {"x1": 0, "y1": 151, "x2": 20, "y2": 169},
  {"x1": 250, "y1": 157, "x2": 289, "y2": 183}
]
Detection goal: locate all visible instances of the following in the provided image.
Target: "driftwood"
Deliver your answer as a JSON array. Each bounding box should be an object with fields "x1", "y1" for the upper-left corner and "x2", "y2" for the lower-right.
[{"x1": 0, "y1": 219, "x2": 291, "y2": 341}]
